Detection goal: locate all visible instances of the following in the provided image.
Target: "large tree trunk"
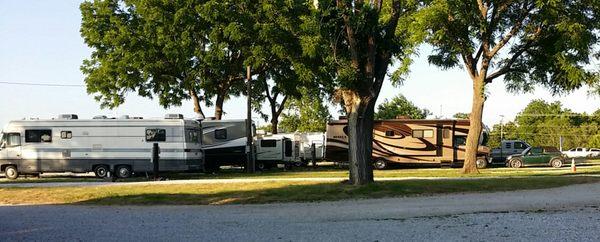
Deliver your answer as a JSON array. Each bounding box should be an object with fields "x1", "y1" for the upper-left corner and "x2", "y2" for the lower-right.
[
  {"x1": 214, "y1": 93, "x2": 225, "y2": 120},
  {"x1": 271, "y1": 118, "x2": 279, "y2": 134},
  {"x1": 189, "y1": 89, "x2": 205, "y2": 118},
  {"x1": 342, "y1": 91, "x2": 375, "y2": 185},
  {"x1": 463, "y1": 76, "x2": 486, "y2": 173}
]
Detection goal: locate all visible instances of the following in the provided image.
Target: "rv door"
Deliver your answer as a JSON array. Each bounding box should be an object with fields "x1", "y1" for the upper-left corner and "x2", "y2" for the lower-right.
[{"x1": 284, "y1": 139, "x2": 293, "y2": 158}]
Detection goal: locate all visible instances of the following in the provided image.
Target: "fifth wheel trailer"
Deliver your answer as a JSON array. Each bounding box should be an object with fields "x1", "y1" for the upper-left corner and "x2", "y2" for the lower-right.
[
  {"x1": 325, "y1": 119, "x2": 491, "y2": 169},
  {"x1": 0, "y1": 115, "x2": 203, "y2": 179}
]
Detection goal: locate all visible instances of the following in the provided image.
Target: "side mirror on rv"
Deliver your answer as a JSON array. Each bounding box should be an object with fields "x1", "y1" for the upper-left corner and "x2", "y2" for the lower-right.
[{"x1": 0, "y1": 142, "x2": 5, "y2": 149}]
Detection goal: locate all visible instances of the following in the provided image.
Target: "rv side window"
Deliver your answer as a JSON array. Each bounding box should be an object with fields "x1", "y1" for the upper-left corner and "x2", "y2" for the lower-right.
[
  {"x1": 261, "y1": 140, "x2": 277, "y2": 147},
  {"x1": 505, "y1": 142, "x2": 512, "y2": 149},
  {"x1": 25, "y1": 130, "x2": 52, "y2": 143},
  {"x1": 146, "y1": 129, "x2": 166, "y2": 142},
  {"x1": 7, "y1": 133, "x2": 21, "y2": 147},
  {"x1": 61, "y1": 131, "x2": 72, "y2": 139},
  {"x1": 443, "y1": 128, "x2": 450, "y2": 138},
  {"x1": 215, "y1": 129, "x2": 227, "y2": 140},
  {"x1": 412, "y1": 129, "x2": 434, "y2": 138},
  {"x1": 454, "y1": 136, "x2": 467, "y2": 147},
  {"x1": 385, "y1": 130, "x2": 394, "y2": 137},
  {"x1": 185, "y1": 129, "x2": 200, "y2": 143}
]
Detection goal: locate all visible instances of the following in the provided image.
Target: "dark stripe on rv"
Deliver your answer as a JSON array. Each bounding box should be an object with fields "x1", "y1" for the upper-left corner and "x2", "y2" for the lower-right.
[{"x1": 22, "y1": 148, "x2": 202, "y2": 153}]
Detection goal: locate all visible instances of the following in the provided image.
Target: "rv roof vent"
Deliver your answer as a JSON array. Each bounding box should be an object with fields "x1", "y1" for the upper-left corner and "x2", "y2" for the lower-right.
[
  {"x1": 132, "y1": 117, "x2": 143, "y2": 120},
  {"x1": 119, "y1": 115, "x2": 130, "y2": 119},
  {"x1": 58, "y1": 114, "x2": 78, "y2": 120},
  {"x1": 165, "y1": 114, "x2": 184, "y2": 119},
  {"x1": 93, "y1": 115, "x2": 108, "y2": 119}
]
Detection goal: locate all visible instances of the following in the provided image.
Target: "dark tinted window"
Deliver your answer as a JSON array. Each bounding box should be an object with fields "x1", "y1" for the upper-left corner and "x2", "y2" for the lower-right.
[
  {"x1": 514, "y1": 142, "x2": 526, "y2": 149},
  {"x1": 261, "y1": 140, "x2": 277, "y2": 147},
  {"x1": 505, "y1": 142, "x2": 512, "y2": 149},
  {"x1": 25, "y1": 130, "x2": 52, "y2": 143},
  {"x1": 215, "y1": 129, "x2": 227, "y2": 140},
  {"x1": 385, "y1": 130, "x2": 394, "y2": 137},
  {"x1": 454, "y1": 136, "x2": 467, "y2": 147},
  {"x1": 146, "y1": 129, "x2": 166, "y2": 142}
]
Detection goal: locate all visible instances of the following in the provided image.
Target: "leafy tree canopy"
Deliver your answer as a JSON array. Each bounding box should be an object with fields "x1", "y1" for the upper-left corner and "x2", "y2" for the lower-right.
[{"x1": 374, "y1": 94, "x2": 430, "y2": 119}]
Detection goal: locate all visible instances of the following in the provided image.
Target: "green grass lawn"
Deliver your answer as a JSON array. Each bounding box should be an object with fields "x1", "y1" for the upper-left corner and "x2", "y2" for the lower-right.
[
  {"x1": 3, "y1": 162, "x2": 600, "y2": 184},
  {"x1": 1, "y1": 176, "x2": 598, "y2": 206}
]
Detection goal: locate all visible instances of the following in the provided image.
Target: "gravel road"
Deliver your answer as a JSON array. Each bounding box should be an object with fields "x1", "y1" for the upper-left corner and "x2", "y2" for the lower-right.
[{"x1": 2, "y1": 182, "x2": 600, "y2": 241}]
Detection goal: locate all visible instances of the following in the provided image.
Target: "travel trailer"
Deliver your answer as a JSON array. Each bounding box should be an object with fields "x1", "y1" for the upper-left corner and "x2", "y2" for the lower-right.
[
  {"x1": 325, "y1": 119, "x2": 491, "y2": 169},
  {"x1": 201, "y1": 119, "x2": 254, "y2": 169},
  {"x1": 255, "y1": 136, "x2": 297, "y2": 168},
  {"x1": 0, "y1": 114, "x2": 203, "y2": 179},
  {"x1": 297, "y1": 132, "x2": 326, "y2": 162}
]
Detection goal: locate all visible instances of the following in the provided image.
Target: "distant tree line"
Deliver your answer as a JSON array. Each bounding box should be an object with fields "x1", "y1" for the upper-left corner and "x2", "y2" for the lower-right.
[{"x1": 488, "y1": 100, "x2": 600, "y2": 149}]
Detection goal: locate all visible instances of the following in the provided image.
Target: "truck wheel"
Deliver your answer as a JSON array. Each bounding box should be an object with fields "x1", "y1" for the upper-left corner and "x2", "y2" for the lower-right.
[
  {"x1": 93, "y1": 165, "x2": 109, "y2": 178},
  {"x1": 509, "y1": 159, "x2": 522, "y2": 168},
  {"x1": 115, "y1": 165, "x2": 132, "y2": 179},
  {"x1": 4, "y1": 166, "x2": 19, "y2": 180},
  {"x1": 475, "y1": 158, "x2": 488, "y2": 169},
  {"x1": 550, "y1": 158, "x2": 563, "y2": 168},
  {"x1": 374, "y1": 159, "x2": 387, "y2": 170}
]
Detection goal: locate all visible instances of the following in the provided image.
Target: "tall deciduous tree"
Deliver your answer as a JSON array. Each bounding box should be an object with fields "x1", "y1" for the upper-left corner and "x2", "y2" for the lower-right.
[
  {"x1": 375, "y1": 94, "x2": 430, "y2": 119},
  {"x1": 307, "y1": 0, "x2": 421, "y2": 184},
  {"x1": 279, "y1": 88, "x2": 332, "y2": 133},
  {"x1": 417, "y1": 0, "x2": 600, "y2": 173},
  {"x1": 80, "y1": 0, "x2": 210, "y2": 117}
]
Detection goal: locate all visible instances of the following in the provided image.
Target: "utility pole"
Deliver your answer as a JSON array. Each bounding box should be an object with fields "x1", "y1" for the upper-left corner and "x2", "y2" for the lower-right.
[
  {"x1": 246, "y1": 66, "x2": 255, "y2": 173},
  {"x1": 500, "y1": 115, "x2": 504, "y2": 141}
]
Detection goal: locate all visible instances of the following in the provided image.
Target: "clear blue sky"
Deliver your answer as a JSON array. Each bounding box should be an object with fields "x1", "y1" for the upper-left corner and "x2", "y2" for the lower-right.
[{"x1": 1, "y1": 0, "x2": 598, "y2": 128}]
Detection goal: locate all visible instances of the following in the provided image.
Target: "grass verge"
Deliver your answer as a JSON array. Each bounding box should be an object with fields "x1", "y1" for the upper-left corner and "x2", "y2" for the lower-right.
[{"x1": 1, "y1": 176, "x2": 598, "y2": 206}]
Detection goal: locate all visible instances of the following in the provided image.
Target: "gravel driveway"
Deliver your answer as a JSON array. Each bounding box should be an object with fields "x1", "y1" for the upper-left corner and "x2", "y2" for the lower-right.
[{"x1": 1, "y1": 182, "x2": 600, "y2": 241}]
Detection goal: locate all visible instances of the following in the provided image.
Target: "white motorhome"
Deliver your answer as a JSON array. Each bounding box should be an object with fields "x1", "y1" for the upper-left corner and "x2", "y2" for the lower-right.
[
  {"x1": 201, "y1": 119, "x2": 255, "y2": 170},
  {"x1": 0, "y1": 114, "x2": 203, "y2": 179}
]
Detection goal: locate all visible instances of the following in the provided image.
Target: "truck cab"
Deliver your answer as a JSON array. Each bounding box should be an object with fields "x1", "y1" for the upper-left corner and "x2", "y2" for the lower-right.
[{"x1": 491, "y1": 140, "x2": 530, "y2": 164}]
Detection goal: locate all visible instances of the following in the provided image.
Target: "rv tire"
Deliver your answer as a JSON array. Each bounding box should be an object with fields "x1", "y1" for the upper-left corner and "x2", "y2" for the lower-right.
[
  {"x1": 93, "y1": 165, "x2": 109, "y2": 178},
  {"x1": 4, "y1": 166, "x2": 18, "y2": 180},
  {"x1": 374, "y1": 159, "x2": 387, "y2": 170},
  {"x1": 475, "y1": 157, "x2": 488, "y2": 169},
  {"x1": 256, "y1": 162, "x2": 265, "y2": 171},
  {"x1": 116, "y1": 165, "x2": 132, "y2": 179}
]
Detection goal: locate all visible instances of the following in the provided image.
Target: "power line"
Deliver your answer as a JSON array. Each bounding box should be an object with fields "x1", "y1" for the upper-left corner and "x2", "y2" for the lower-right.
[{"x1": 0, "y1": 81, "x2": 84, "y2": 87}]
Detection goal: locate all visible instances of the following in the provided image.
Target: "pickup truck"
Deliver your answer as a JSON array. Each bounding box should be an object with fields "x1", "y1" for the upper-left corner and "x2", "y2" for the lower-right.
[
  {"x1": 562, "y1": 147, "x2": 600, "y2": 158},
  {"x1": 491, "y1": 140, "x2": 531, "y2": 164}
]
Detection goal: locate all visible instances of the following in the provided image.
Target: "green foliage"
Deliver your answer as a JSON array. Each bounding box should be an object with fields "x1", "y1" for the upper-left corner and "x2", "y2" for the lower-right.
[
  {"x1": 374, "y1": 94, "x2": 430, "y2": 119},
  {"x1": 81, "y1": 0, "x2": 311, "y2": 117},
  {"x1": 80, "y1": 0, "x2": 208, "y2": 109},
  {"x1": 279, "y1": 89, "x2": 331, "y2": 133},
  {"x1": 453, "y1": 113, "x2": 469, "y2": 119},
  {"x1": 417, "y1": 0, "x2": 600, "y2": 92},
  {"x1": 488, "y1": 100, "x2": 600, "y2": 149}
]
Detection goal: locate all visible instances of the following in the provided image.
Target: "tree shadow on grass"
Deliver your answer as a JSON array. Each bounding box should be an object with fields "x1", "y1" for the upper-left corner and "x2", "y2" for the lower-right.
[{"x1": 70, "y1": 176, "x2": 600, "y2": 206}]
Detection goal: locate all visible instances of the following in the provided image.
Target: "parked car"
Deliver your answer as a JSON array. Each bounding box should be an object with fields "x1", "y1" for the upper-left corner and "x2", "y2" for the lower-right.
[
  {"x1": 562, "y1": 147, "x2": 598, "y2": 158},
  {"x1": 491, "y1": 140, "x2": 531, "y2": 164},
  {"x1": 588, "y1": 148, "x2": 600, "y2": 158},
  {"x1": 506, "y1": 146, "x2": 565, "y2": 168}
]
